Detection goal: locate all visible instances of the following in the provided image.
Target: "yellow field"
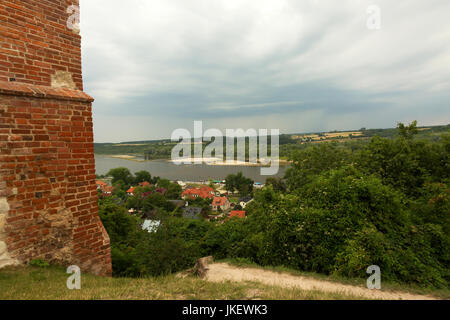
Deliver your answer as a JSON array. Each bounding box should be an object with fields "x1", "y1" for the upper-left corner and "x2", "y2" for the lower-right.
[{"x1": 292, "y1": 131, "x2": 363, "y2": 142}]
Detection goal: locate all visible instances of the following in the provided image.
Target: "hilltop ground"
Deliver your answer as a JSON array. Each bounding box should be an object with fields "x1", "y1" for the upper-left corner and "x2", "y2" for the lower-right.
[
  {"x1": 0, "y1": 261, "x2": 447, "y2": 300},
  {"x1": 204, "y1": 263, "x2": 437, "y2": 300}
]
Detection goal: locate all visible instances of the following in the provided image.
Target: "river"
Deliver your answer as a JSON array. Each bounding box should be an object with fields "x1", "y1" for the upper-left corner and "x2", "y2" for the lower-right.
[{"x1": 95, "y1": 155, "x2": 288, "y2": 183}]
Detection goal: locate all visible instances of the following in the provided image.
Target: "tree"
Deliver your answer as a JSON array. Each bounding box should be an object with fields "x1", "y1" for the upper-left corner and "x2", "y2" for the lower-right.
[
  {"x1": 397, "y1": 120, "x2": 418, "y2": 140},
  {"x1": 143, "y1": 192, "x2": 167, "y2": 213},
  {"x1": 134, "y1": 170, "x2": 151, "y2": 184},
  {"x1": 265, "y1": 177, "x2": 287, "y2": 192},
  {"x1": 151, "y1": 176, "x2": 161, "y2": 184},
  {"x1": 284, "y1": 142, "x2": 352, "y2": 191},
  {"x1": 225, "y1": 174, "x2": 236, "y2": 193},
  {"x1": 113, "y1": 179, "x2": 127, "y2": 193},
  {"x1": 225, "y1": 172, "x2": 254, "y2": 196},
  {"x1": 279, "y1": 134, "x2": 293, "y2": 145},
  {"x1": 126, "y1": 193, "x2": 144, "y2": 211},
  {"x1": 108, "y1": 167, "x2": 134, "y2": 185},
  {"x1": 157, "y1": 178, "x2": 171, "y2": 189},
  {"x1": 356, "y1": 131, "x2": 448, "y2": 196},
  {"x1": 166, "y1": 183, "x2": 182, "y2": 199}
]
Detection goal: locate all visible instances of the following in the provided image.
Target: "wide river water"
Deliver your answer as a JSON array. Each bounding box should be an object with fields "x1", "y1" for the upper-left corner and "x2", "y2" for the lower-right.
[{"x1": 95, "y1": 155, "x2": 288, "y2": 183}]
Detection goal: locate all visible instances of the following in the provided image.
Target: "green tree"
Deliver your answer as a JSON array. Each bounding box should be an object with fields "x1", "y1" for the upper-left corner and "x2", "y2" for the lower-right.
[
  {"x1": 126, "y1": 193, "x2": 144, "y2": 211},
  {"x1": 143, "y1": 192, "x2": 167, "y2": 213},
  {"x1": 134, "y1": 170, "x2": 152, "y2": 184},
  {"x1": 107, "y1": 167, "x2": 134, "y2": 185},
  {"x1": 397, "y1": 120, "x2": 419, "y2": 140},
  {"x1": 284, "y1": 142, "x2": 352, "y2": 191},
  {"x1": 265, "y1": 177, "x2": 287, "y2": 192},
  {"x1": 166, "y1": 182, "x2": 182, "y2": 199},
  {"x1": 112, "y1": 179, "x2": 127, "y2": 193},
  {"x1": 225, "y1": 172, "x2": 254, "y2": 196},
  {"x1": 356, "y1": 132, "x2": 448, "y2": 196},
  {"x1": 98, "y1": 197, "x2": 146, "y2": 276},
  {"x1": 157, "y1": 178, "x2": 171, "y2": 189}
]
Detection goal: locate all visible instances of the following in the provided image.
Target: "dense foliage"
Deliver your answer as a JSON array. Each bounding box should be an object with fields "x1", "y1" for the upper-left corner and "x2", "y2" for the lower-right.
[
  {"x1": 225, "y1": 172, "x2": 254, "y2": 196},
  {"x1": 98, "y1": 122, "x2": 449, "y2": 288},
  {"x1": 99, "y1": 196, "x2": 208, "y2": 277}
]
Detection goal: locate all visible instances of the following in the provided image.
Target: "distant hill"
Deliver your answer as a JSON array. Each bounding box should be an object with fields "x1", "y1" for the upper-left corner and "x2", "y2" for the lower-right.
[{"x1": 94, "y1": 124, "x2": 449, "y2": 160}]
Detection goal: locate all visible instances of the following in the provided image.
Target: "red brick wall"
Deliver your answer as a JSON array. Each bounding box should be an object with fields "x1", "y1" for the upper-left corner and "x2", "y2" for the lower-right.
[
  {"x1": 0, "y1": 1, "x2": 112, "y2": 276},
  {"x1": 0, "y1": 83, "x2": 111, "y2": 276},
  {"x1": 0, "y1": 0, "x2": 83, "y2": 89}
]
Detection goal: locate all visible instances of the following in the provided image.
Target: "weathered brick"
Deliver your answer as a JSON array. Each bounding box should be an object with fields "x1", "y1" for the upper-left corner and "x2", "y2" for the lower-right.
[{"x1": 0, "y1": 0, "x2": 111, "y2": 276}]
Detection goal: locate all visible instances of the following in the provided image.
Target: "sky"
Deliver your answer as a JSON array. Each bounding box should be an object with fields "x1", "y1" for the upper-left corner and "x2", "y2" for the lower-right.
[{"x1": 79, "y1": 0, "x2": 450, "y2": 143}]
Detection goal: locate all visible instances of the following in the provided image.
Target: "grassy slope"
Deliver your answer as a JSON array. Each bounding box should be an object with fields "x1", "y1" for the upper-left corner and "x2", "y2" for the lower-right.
[
  {"x1": 1, "y1": 264, "x2": 447, "y2": 300},
  {"x1": 0, "y1": 266, "x2": 368, "y2": 300}
]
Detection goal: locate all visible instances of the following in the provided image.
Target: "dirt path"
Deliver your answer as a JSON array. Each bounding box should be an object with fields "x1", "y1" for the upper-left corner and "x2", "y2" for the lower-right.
[{"x1": 205, "y1": 263, "x2": 436, "y2": 300}]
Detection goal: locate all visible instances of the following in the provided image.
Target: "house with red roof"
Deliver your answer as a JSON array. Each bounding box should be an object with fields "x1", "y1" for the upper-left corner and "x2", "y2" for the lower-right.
[
  {"x1": 96, "y1": 180, "x2": 107, "y2": 190},
  {"x1": 199, "y1": 186, "x2": 215, "y2": 193},
  {"x1": 212, "y1": 196, "x2": 230, "y2": 211},
  {"x1": 229, "y1": 210, "x2": 246, "y2": 219},
  {"x1": 101, "y1": 186, "x2": 114, "y2": 197},
  {"x1": 139, "y1": 181, "x2": 151, "y2": 188},
  {"x1": 127, "y1": 187, "x2": 136, "y2": 196},
  {"x1": 141, "y1": 188, "x2": 167, "y2": 199},
  {"x1": 182, "y1": 188, "x2": 215, "y2": 200}
]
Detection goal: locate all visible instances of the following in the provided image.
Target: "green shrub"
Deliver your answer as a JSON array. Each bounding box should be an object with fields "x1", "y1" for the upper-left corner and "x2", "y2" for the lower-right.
[{"x1": 29, "y1": 259, "x2": 50, "y2": 268}]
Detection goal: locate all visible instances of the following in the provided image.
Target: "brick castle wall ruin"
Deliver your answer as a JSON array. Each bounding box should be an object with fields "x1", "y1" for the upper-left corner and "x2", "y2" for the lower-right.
[{"x1": 0, "y1": 0, "x2": 112, "y2": 276}]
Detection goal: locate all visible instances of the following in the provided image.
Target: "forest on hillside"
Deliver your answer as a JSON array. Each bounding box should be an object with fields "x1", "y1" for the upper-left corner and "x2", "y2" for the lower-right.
[{"x1": 94, "y1": 124, "x2": 450, "y2": 161}]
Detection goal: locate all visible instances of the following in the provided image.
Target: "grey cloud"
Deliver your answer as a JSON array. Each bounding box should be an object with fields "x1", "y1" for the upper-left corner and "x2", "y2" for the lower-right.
[{"x1": 79, "y1": 0, "x2": 450, "y2": 142}]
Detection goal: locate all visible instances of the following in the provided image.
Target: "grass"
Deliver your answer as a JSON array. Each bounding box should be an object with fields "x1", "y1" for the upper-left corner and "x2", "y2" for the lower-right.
[
  {"x1": 228, "y1": 197, "x2": 240, "y2": 204},
  {"x1": 219, "y1": 258, "x2": 450, "y2": 300},
  {"x1": 0, "y1": 265, "x2": 369, "y2": 300}
]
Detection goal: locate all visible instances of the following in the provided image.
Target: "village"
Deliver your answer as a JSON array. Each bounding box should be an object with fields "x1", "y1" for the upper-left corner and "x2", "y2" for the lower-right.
[{"x1": 96, "y1": 175, "x2": 263, "y2": 230}]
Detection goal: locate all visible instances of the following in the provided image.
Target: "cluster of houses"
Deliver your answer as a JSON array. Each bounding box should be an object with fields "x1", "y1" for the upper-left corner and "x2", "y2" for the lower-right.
[
  {"x1": 96, "y1": 179, "x2": 255, "y2": 226},
  {"x1": 180, "y1": 185, "x2": 253, "y2": 221},
  {"x1": 96, "y1": 180, "x2": 114, "y2": 197},
  {"x1": 96, "y1": 180, "x2": 168, "y2": 198},
  {"x1": 126, "y1": 181, "x2": 167, "y2": 197}
]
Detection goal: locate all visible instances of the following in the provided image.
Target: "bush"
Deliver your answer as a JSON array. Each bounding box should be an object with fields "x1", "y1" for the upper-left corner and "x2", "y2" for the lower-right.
[
  {"x1": 241, "y1": 166, "x2": 449, "y2": 287},
  {"x1": 29, "y1": 259, "x2": 50, "y2": 268},
  {"x1": 99, "y1": 197, "x2": 214, "y2": 277}
]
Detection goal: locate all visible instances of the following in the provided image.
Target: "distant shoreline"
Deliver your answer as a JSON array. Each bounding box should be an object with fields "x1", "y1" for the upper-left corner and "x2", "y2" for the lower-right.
[
  {"x1": 172, "y1": 158, "x2": 292, "y2": 167},
  {"x1": 110, "y1": 155, "x2": 136, "y2": 159},
  {"x1": 98, "y1": 154, "x2": 291, "y2": 166},
  {"x1": 108, "y1": 155, "x2": 146, "y2": 162}
]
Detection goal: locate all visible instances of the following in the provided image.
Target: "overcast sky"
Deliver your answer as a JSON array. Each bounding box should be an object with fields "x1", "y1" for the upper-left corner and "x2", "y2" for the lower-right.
[{"x1": 79, "y1": 0, "x2": 450, "y2": 143}]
